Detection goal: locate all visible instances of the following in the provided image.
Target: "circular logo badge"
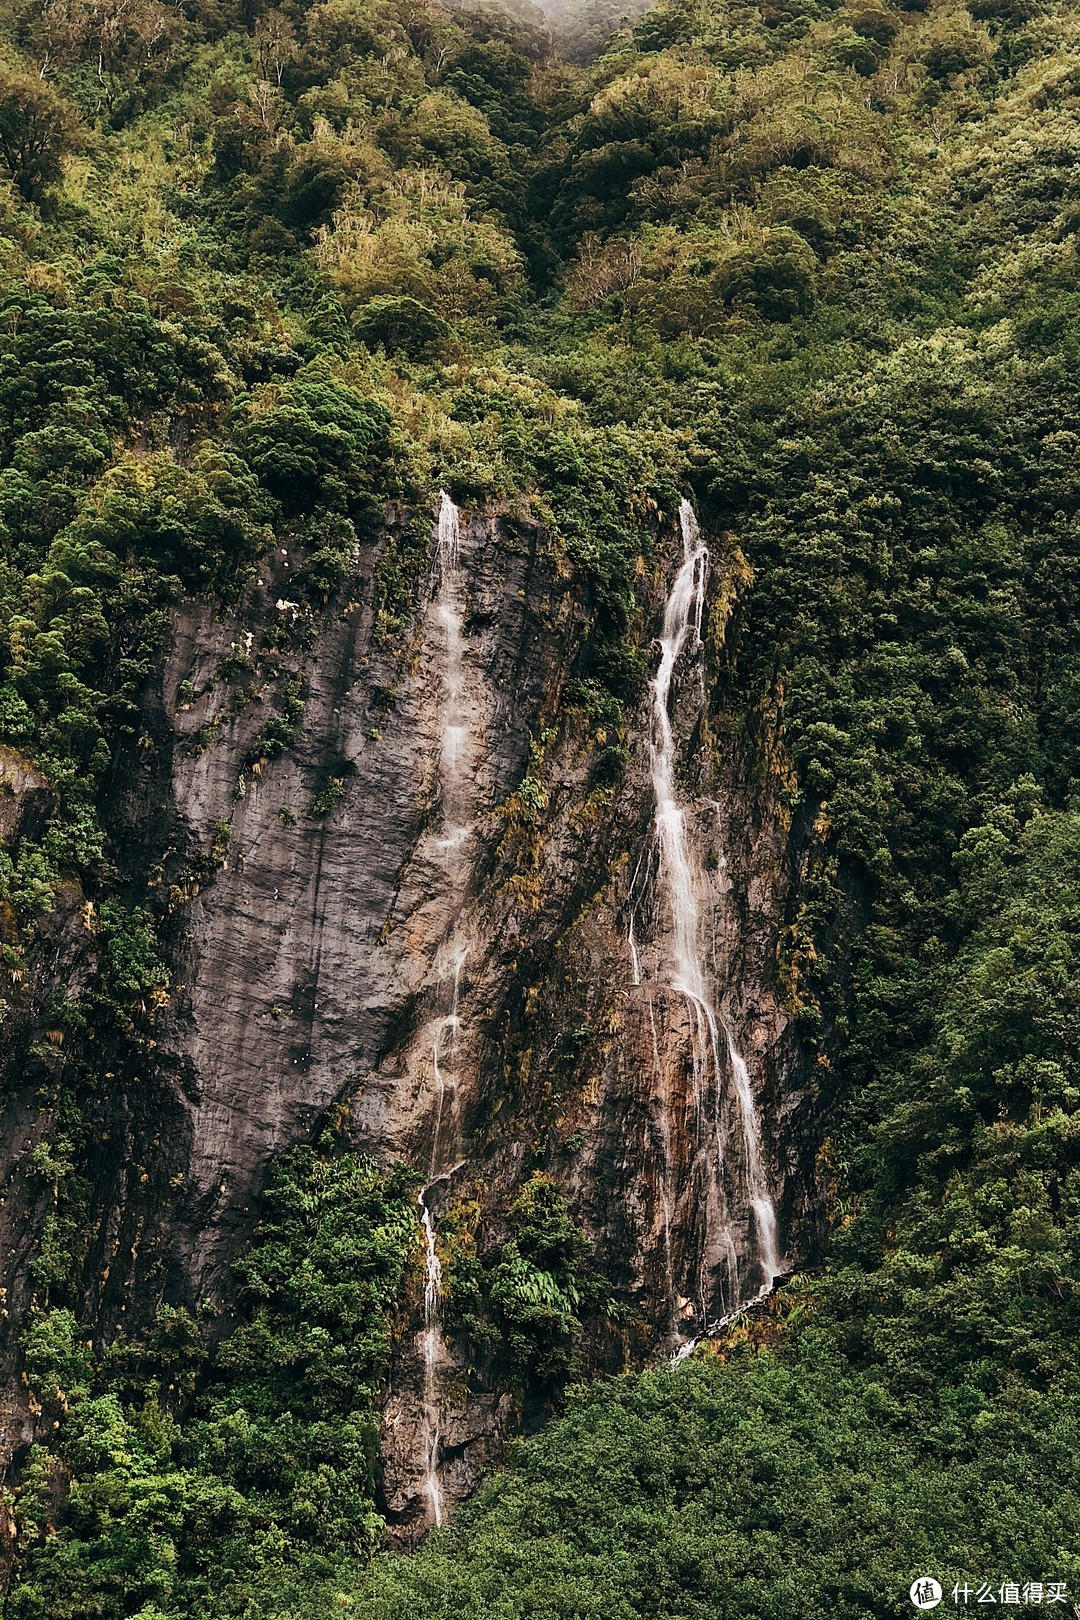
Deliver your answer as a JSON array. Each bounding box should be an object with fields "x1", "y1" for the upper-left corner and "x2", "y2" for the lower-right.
[{"x1": 910, "y1": 1578, "x2": 943, "y2": 1610}]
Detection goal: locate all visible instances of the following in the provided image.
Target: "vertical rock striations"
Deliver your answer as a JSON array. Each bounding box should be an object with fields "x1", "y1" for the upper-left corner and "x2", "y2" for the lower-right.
[{"x1": 0, "y1": 497, "x2": 818, "y2": 1531}]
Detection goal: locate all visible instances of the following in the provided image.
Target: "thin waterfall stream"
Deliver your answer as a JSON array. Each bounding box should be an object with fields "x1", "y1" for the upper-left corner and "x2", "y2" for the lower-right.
[
  {"x1": 415, "y1": 490, "x2": 470, "y2": 1526},
  {"x1": 647, "y1": 500, "x2": 781, "y2": 1349},
  {"x1": 418, "y1": 1195, "x2": 445, "y2": 1527}
]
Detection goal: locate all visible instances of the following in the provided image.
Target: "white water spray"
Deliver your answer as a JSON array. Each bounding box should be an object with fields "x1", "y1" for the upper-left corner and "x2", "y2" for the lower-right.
[
  {"x1": 415, "y1": 492, "x2": 473, "y2": 1527},
  {"x1": 647, "y1": 500, "x2": 780, "y2": 1337},
  {"x1": 650, "y1": 502, "x2": 711, "y2": 1012},
  {"x1": 647, "y1": 998, "x2": 676, "y2": 1324},
  {"x1": 436, "y1": 491, "x2": 469, "y2": 846},
  {"x1": 418, "y1": 1193, "x2": 444, "y2": 1527},
  {"x1": 428, "y1": 493, "x2": 472, "y2": 1172},
  {"x1": 429, "y1": 948, "x2": 465, "y2": 1175}
]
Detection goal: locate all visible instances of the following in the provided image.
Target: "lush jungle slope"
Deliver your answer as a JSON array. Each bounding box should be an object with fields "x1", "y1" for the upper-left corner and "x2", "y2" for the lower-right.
[{"x1": 0, "y1": 0, "x2": 1078, "y2": 1614}]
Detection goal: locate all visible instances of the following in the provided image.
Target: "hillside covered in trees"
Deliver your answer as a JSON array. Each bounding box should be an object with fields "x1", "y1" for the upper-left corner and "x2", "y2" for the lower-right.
[{"x1": 0, "y1": 0, "x2": 1078, "y2": 1614}]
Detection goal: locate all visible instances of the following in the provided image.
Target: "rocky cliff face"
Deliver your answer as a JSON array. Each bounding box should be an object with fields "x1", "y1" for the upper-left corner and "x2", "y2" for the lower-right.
[{"x1": 0, "y1": 500, "x2": 819, "y2": 1533}]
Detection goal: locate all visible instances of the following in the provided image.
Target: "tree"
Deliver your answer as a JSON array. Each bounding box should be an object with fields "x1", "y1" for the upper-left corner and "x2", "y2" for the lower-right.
[
  {"x1": 351, "y1": 295, "x2": 449, "y2": 357},
  {"x1": 718, "y1": 226, "x2": 819, "y2": 321},
  {"x1": 0, "y1": 72, "x2": 76, "y2": 201}
]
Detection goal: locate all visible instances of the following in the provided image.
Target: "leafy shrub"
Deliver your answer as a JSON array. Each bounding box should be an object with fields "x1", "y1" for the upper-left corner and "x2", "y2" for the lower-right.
[
  {"x1": 718, "y1": 227, "x2": 819, "y2": 321},
  {"x1": 237, "y1": 375, "x2": 391, "y2": 518},
  {"x1": 0, "y1": 73, "x2": 77, "y2": 202},
  {"x1": 351, "y1": 296, "x2": 449, "y2": 358}
]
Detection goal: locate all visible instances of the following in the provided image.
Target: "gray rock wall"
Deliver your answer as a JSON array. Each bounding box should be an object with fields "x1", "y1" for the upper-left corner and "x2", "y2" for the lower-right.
[{"x1": 0, "y1": 501, "x2": 819, "y2": 1533}]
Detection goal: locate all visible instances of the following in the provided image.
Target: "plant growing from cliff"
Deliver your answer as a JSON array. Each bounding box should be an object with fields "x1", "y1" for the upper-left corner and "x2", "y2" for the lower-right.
[
  {"x1": 371, "y1": 513, "x2": 439, "y2": 646},
  {"x1": 308, "y1": 775, "x2": 345, "y2": 816},
  {"x1": 447, "y1": 1175, "x2": 606, "y2": 1396},
  {"x1": 95, "y1": 903, "x2": 170, "y2": 1022},
  {"x1": 9, "y1": 1145, "x2": 419, "y2": 1618},
  {"x1": 235, "y1": 375, "x2": 391, "y2": 522}
]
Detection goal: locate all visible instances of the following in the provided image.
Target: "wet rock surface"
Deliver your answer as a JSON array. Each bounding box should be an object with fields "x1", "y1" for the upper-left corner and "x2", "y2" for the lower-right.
[{"x1": 0, "y1": 501, "x2": 819, "y2": 1524}]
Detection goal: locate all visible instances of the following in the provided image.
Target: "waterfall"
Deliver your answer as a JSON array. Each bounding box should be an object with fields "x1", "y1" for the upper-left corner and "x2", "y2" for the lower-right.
[
  {"x1": 418, "y1": 1192, "x2": 444, "y2": 1528},
  {"x1": 649, "y1": 503, "x2": 710, "y2": 1014},
  {"x1": 647, "y1": 499, "x2": 780, "y2": 1337},
  {"x1": 436, "y1": 491, "x2": 469, "y2": 847},
  {"x1": 415, "y1": 491, "x2": 470, "y2": 1526},
  {"x1": 429, "y1": 949, "x2": 465, "y2": 1176},
  {"x1": 429, "y1": 492, "x2": 471, "y2": 1173},
  {"x1": 647, "y1": 998, "x2": 676, "y2": 1325}
]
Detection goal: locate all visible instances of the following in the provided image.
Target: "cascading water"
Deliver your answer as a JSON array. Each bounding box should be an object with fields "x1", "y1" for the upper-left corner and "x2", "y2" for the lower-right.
[
  {"x1": 435, "y1": 491, "x2": 470, "y2": 849},
  {"x1": 415, "y1": 491, "x2": 471, "y2": 1526},
  {"x1": 418, "y1": 1195, "x2": 445, "y2": 1527},
  {"x1": 429, "y1": 948, "x2": 465, "y2": 1175},
  {"x1": 429, "y1": 492, "x2": 472, "y2": 1168},
  {"x1": 646, "y1": 499, "x2": 780, "y2": 1341}
]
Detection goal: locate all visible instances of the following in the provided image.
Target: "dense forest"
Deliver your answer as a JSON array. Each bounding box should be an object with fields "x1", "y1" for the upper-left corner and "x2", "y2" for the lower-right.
[{"x1": 0, "y1": 0, "x2": 1078, "y2": 1613}]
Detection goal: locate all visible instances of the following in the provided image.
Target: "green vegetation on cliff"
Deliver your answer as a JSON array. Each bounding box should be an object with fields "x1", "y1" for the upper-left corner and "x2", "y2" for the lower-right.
[
  {"x1": 11, "y1": 1146, "x2": 418, "y2": 1618},
  {"x1": 0, "y1": 0, "x2": 1078, "y2": 1612},
  {"x1": 364, "y1": 805, "x2": 1080, "y2": 1617}
]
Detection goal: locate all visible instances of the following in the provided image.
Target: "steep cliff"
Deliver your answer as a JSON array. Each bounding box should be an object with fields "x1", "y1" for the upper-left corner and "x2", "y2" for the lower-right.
[
  {"x1": 0, "y1": 492, "x2": 817, "y2": 1536},
  {"x1": 2, "y1": 0, "x2": 1078, "y2": 1611}
]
